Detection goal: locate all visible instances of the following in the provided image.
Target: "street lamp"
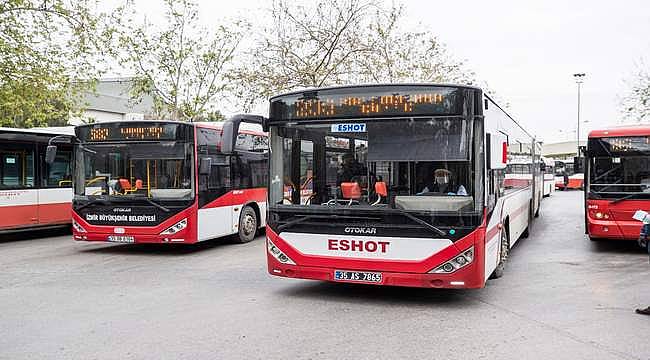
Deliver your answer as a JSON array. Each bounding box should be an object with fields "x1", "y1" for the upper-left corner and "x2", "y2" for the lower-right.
[{"x1": 573, "y1": 73, "x2": 586, "y2": 157}]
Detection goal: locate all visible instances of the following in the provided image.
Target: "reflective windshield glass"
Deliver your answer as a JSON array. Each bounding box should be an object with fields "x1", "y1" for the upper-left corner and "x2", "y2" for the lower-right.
[
  {"x1": 269, "y1": 117, "x2": 475, "y2": 213},
  {"x1": 589, "y1": 136, "x2": 650, "y2": 197},
  {"x1": 74, "y1": 142, "x2": 194, "y2": 200}
]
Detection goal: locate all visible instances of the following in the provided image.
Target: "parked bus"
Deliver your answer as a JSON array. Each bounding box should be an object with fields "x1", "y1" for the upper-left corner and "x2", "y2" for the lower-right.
[
  {"x1": 53, "y1": 119, "x2": 268, "y2": 244},
  {"x1": 541, "y1": 156, "x2": 555, "y2": 197},
  {"x1": 264, "y1": 84, "x2": 541, "y2": 288},
  {"x1": 0, "y1": 127, "x2": 74, "y2": 233},
  {"x1": 584, "y1": 125, "x2": 650, "y2": 241},
  {"x1": 506, "y1": 150, "x2": 543, "y2": 214},
  {"x1": 554, "y1": 160, "x2": 583, "y2": 190}
]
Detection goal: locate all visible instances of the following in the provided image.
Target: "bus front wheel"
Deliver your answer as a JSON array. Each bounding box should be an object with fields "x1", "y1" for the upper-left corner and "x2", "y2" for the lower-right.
[
  {"x1": 236, "y1": 206, "x2": 258, "y2": 243},
  {"x1": 490, "y1": 228, "x2": 510, "y2": 280}
]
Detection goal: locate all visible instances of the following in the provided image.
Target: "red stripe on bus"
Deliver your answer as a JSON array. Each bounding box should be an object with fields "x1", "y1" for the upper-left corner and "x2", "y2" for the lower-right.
[
  {"x1": 200, "y1": 188, "x2": 267, "y2": 209},
  {"x1": 0, "y1": 202, "x2": 71, "y2": 230}
]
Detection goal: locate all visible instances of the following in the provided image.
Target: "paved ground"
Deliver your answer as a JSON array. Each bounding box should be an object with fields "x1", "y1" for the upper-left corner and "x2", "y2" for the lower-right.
[{"x1": 1, "y1": 190, "x2": 649, "y2": 360}]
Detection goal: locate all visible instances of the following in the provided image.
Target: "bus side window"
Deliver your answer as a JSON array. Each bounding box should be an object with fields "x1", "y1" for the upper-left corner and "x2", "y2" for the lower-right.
[
  {"x1": 43, "y1": 149, "x2": 72, "y2": 188},
  {"x1": 1, "y1": 148, "x2": 34, "y2": 189}
]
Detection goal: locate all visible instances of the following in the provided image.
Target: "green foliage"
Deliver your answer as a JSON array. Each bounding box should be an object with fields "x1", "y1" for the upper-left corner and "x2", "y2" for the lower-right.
[
  {"x1": 0, "y1": 0, "x2": 117, "y2": 128},
  {"x1": 118, "y1": 0, "x2": 247, "y2": 121}
]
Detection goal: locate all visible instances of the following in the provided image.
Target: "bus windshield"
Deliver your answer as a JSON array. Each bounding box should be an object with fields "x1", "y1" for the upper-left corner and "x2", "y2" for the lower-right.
[
  {"x1": 589, "y1": 136, "x2": 650, "y2": 197},
  {"x1": 74, "y1": 141, "x2": 194, "y2": 201},
  {"x1": 269, "y1": 117, "x2": 475, "y2": 213}
]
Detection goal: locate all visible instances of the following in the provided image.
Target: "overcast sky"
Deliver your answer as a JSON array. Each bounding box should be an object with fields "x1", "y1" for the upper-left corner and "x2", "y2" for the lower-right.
[{"x1": 123, "y1": 0, "x2": 650, "y2": 143}]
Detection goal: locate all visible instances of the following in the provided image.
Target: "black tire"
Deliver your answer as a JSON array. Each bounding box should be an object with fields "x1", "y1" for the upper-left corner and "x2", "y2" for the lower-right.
[
  {"x1": 235, "y1": 206, "x2": 258, "y2": 243},
  {"x1": 534, "y1": 198, "x2": 541, "y2": 218},
  {"x1": 490, "y1": 228, "x2": 510, "y2": 279}
]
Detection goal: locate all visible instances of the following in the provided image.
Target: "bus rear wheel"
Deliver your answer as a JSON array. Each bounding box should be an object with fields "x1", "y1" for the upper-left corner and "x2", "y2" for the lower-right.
[
  {"x1": 236, "y1": 206, "x2": 258, "y2": 243},
  {"x1": 490, "y1": 229, "x2": 510, "y2": 279}
]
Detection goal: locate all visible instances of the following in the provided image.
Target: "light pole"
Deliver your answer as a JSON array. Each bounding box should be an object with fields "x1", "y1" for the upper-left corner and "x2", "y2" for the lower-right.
[{"x1": 573, "y1": 73, "x2": 586, "y2": 157}]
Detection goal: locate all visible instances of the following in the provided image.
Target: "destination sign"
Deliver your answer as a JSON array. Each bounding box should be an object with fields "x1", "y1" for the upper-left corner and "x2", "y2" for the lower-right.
[
  {"x1": 76, "y1": 123, "x2": 189, "y2": 142},
  {"x1": 270, "y1": 86, "x2": 463, "y2": 120}
]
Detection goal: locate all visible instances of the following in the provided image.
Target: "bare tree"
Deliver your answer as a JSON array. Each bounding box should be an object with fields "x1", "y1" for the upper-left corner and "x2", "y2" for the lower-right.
[
  {"x1": 621, "y1": 61, "x2": 650, "y2": 122},
  {"x1": 233, "y1": 0, "x2": 488, "y2": 111},
  {"x1": 353, "y1": 3, "x2": 476, "y2": 85},
  {"x1": 118, "y1": 0, "x2": 247, "y2": 121}
]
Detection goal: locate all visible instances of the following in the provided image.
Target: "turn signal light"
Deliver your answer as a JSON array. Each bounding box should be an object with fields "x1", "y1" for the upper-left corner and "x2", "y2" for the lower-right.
[
  {"x1": 160, "y1": 218, "x2": 188, "y2": 235},
  {"x1": 72, "y1": 219, "x2": 87, "y2": 233},
  {"x1": 267, "y1": 239, "x2": 296, "y2": 265},
  {"x1": 429, "y1": 247, "x2": 474, "y2": 274}
]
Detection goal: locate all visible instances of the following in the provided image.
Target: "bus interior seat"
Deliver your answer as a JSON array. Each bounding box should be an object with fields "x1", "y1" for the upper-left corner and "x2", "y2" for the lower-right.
[
  {"x1": 372, "y1": 181, "x2": 388, "y2": 206},
  {"x1": 341, "y1": 182, "x2": 361, "y2": 205}
]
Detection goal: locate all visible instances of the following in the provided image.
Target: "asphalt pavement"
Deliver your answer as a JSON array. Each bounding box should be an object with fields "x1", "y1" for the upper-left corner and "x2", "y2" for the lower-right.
[{"x1": 1, "y1": 190, "x2": 649, "y2": 360}]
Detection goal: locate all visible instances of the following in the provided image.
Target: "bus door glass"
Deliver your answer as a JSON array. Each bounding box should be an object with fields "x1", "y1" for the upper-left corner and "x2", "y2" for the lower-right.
[
  {"x1": 0, "y1": 144, "x2": 37, "y2": 228},
  {"x1": 39, "y1": 147, "x2": 72, "y2": 224}
]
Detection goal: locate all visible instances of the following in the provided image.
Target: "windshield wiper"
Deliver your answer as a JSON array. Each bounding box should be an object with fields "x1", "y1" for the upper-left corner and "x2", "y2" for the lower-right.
[
  {"x1": 107, "y1": 195, "x2": 171, "y2": 212},
  {"x1": 138, "y1": 197, "x2": 170, "y2": 212},
  {"x1": 75, "y1": 197, "x2": 109, "y2": 211},
  {"x1": 611, "y1": 192, "x2": 650, "y2": 204},
  {"x1": 389, "y1": 208, "x2": 446, "y2": 236},
  {"x1": 277, "y1": 215, "x2": 316, "y2": 232}
]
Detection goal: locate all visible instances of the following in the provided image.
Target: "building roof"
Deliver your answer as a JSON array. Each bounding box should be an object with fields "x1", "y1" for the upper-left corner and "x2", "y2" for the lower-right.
[
  {"x1": 82, "y1": 78, "x2": 154, "y2": 115},
  {"x1": 542, "y1": 140, "x2": 586, "y2": 157}
]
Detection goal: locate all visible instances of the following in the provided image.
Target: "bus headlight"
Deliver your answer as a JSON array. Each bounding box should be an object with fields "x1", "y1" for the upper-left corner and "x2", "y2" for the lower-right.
[
  {"x1": 429, "y1": 247, "x2": 474, "y2": 274},
  {"x1": 268, "y1": 238, "x2": 296, "y2": 265},
  {"x1": 72, "y1": 219, "x2": 86, "y2": 233},
  {"x1": 160, "y1": 218, "x2": 187, "y2": 235}
]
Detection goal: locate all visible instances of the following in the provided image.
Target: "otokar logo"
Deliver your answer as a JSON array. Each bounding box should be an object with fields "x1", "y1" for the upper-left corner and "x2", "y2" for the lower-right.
[{"x1": 344, "y1": 227, "x2": 377, "y2": 235}]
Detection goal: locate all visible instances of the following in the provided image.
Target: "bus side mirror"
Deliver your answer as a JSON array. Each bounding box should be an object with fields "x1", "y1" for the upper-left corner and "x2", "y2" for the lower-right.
[
  {"x1": 487, "y1": 133, "x2": 507, "y2": 170},
  {"x1": 540, "y1": 163, "x2": 546, "y2": 172},
  {"x1": 221, "y1": 121, "x2": 236, "y2": 155},
  {"x1": 221, "y1": 114, "x2": 267, "y2": 154},
  {"x1": 199, "y1": 158, "x2": 212, "y2": 175},
  {"x1": 45, "y1": 145, "x2": 57, "y2": 164}
]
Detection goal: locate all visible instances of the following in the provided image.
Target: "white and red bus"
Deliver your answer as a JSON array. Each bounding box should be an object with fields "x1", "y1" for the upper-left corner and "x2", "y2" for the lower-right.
[
  {"x1": 585, "y1": 125, "x2": 650, "y2": 241},
  {"x1": 555, "y1": 159, "x2": 583, "y2": 190},
  {"x1": 54, "y1": 118, "x2": 268, "y2": 244},
  {"x1": 541, "y1": 156, "x2": 555, "y2": 197},
  {"x1": 264, "y1": 84, "x2": 541, "y2": 288},
  {"x1": 0, "y1": 127, "x2": 74, "y2": 233}
]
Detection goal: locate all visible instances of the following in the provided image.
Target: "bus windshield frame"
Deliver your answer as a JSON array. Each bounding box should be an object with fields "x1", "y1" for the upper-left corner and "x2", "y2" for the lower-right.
[
  {"x1": 73, "y1": 122, "x2": 195, "y2": 205},
  {"x1": 587, "y1": 135, "x2": 650, "y2": 199},
  {"x1": 267, "y1": 86, "x2": 484, "y2": 235}
]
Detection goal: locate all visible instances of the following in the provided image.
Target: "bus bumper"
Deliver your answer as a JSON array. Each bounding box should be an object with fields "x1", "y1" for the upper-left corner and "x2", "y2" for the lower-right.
[
  {"x1": 267, "y1": 254, "x2": 484, "y2": 289},
  {"x1": 588, "y1": 218, "x2": 641, "y2": 240}
]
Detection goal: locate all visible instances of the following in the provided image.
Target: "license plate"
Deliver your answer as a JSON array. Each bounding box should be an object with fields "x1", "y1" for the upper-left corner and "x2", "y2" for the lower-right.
[
  {"x1": 107, "y1": 235, "x2": 135, "y2": 243},
  {"x1": 334, "y1": 270, "x2": 382, "y2": 283}
]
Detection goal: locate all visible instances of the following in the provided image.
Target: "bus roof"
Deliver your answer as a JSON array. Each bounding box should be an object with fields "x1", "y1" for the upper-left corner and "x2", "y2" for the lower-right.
[
  {"x1": 588, "y1": 124, "x2": 650, "y2": 138},
  {"x1": 75, "y1": 120, "x2": 266, "y2": 136},
  {"x1": 0, "y1": 126, "x2": 75, "y2": 136},
  {"x1": 269, "y1": 83, "x2": 482, "y2": 100}
]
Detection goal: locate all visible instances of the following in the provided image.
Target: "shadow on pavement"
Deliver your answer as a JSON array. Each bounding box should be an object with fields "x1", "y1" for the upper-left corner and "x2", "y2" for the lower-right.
[
  {"x1": 278, "y1": 281, "x2": 476, "y2": 307},
  {"x1": 0, "y1": 226, "x2": 71, "y2": 243},
  {"x1": 75, "y1": 234, "x2": 260, "y2": 256},
  {"x1": 590, "y1": 239, "x2": 647, "y2": 254}
]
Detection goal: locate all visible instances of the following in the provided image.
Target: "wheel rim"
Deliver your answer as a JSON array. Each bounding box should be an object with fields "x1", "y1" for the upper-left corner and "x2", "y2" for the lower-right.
[{"x1": 242, "y1": 213, "x2": 256, "y2": 236}]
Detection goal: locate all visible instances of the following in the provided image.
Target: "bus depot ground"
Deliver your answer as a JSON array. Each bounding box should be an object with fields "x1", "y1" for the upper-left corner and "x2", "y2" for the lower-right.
[{"x1": 1, "y1": 191, "x2": 649, "y2": 360}]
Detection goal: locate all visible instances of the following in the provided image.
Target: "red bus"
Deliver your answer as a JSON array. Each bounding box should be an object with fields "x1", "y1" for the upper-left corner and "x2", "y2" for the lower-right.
[
  {"x1": 585, "y1": 125, "x2": 650, "y2": 241},
  {"x1": 264, "y1": 84, "x2": 541, "y2": 288},
  {"x1": 50, "y1": 118, "x2": 268, "y2": 244},
  {"x1": 0, "y1": 127, "x2": 74, "y2": 233}
]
